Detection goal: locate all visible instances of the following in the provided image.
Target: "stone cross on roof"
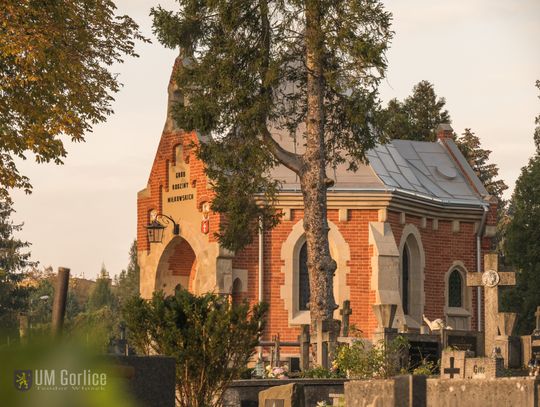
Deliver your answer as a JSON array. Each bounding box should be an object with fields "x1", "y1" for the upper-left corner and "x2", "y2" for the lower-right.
[{"x1": 467, "y1": 253, "x2": 516, "y2": 357}]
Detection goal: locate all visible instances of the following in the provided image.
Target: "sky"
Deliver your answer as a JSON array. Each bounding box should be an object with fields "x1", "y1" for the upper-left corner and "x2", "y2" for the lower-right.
[{"x1": 10, "y1": 0, "x2": 540, "y2": 280}]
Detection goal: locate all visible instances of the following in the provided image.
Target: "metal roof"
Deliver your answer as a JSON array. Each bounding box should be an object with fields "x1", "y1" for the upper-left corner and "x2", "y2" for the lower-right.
[{"x1": 272, "y1": 137, "x2": 489, "y2": 206}]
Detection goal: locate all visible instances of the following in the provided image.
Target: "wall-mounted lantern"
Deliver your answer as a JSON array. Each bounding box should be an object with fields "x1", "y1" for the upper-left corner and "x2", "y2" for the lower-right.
[{"x1": 146, "y1": 214, "x2": 179, "y2": 244}]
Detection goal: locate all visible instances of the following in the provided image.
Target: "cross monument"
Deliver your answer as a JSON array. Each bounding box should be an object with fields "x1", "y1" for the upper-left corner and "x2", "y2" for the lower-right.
[{"x1": 467, "y1": 252, "x2": 516, "y2": 357}]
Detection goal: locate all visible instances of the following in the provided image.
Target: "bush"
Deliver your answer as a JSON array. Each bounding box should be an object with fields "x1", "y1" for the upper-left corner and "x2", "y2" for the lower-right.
[
  {"x1": 123, "y1": 287, "x2": 267, "y2": 407},
  {"x1": 301, "y1": 365, "x2": 344, "y2": 379},
  {"x1": 334, "y1": 336, "x2": 409, "y2": 379}
]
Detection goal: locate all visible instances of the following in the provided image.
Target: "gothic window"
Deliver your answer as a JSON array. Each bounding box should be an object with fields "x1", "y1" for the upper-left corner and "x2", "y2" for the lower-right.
[
  {"x1": 448, "y1": 269, "x2": 463, "y2": 308},
  {"x1": 299, "y1": 242, "x2": 310, "y2": 311},
  {"x1": 402, "y1": 243, "x2": 410, "y2": 315}
]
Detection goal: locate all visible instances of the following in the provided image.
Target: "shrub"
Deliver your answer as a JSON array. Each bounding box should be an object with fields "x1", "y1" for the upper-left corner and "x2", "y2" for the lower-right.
[
  {"x1": 301, "y1": 365, "x2": 344, "y2": 379},
  {"x1": 123, "y1": 287, "x2": 266, "y2": 407},
  {"x1": 334, "y1": 336, "x2": 409, "y2": 379}
]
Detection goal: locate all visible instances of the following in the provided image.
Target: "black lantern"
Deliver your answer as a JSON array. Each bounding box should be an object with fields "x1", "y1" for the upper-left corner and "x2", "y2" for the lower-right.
[{"x1": 146, "y1": 214, "x2": 180, "y2": 244}]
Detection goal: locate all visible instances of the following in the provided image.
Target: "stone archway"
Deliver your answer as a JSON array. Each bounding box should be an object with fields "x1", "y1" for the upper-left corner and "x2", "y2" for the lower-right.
[
  {"x1": 155, "y1": 236, "x2": 197, "y2": 295},
  {"x1": 139, "y1": 218, "x2": 233, "y2": 299}
]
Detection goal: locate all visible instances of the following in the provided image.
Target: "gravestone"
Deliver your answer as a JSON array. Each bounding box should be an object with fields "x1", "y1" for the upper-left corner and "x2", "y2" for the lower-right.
[
  {"x1": 298, "y1": 325, "x2": 310, "y2": 371},
  {"x1": 372, "y1": 303, "x2": 398, "y2": 343},
  {"x1": 258, "y1": 383, "x2": 305, "y2": 407},
  {"x1": 532, "y1": 307, "x2": 540, "y2": 359},
  {"x1": 340, "y1": 300, "x2": 352, "y2": 337},
  {"x1": 467, "y1": 252, "x2": 516, "y2": 356},
  {"x1": 402, "y1": 333, "x2": 440, "y2": 371},
  {"x1": 442, "y1": 329, "x2": 482, "y2": 356},
  {"x1": 310, "y1": 319, "x2": 340, "y2": 369},
  {"x1": 441, "y1": 350, "x2": 466, "y2": 379},
  {"x1": 522, "y1": 306, "x2": 540, "y2": 367},
  {"x1": 494, "y1": 312, "x2": 521, "y2": 368},
  {"x1": 463, "y1": 356, "x2": 504, "y2": 379}
]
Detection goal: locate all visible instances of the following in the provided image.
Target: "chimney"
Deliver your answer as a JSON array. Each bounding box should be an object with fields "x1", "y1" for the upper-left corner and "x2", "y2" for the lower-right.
[{"x1": 436, "y1": 123, "x2": 454, "y2": 142}]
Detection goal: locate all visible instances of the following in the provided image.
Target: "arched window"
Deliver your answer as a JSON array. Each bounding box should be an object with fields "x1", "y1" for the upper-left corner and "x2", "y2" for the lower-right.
[
  {"x1": 232, "y1": 278, "x2": 243, "y2": 306},
  {"x1": 402, "y1": 243, "x2": 410, "y2": 315},
  {"x1": 448, "y1": 269, "x2": 463, "y2": 308},
  {"x1": 299, "y1": 242, "x2": 310, "y2": 311}
]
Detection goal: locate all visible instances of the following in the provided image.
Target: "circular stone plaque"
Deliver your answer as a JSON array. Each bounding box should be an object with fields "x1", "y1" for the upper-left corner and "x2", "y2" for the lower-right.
[{"x1": 482, "y1": 269, "x2": 500, "y2": 287}]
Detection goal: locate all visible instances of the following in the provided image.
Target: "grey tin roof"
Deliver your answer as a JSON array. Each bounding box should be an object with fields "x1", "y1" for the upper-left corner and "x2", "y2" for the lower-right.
[{"x1": 272, "y1": 137, "x2": 488, "y2": 206}]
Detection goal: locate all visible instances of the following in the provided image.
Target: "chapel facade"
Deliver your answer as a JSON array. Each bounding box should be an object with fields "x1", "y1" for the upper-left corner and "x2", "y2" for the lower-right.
[{"x1": 137, "y1": 59, "x2": 498, "y2": 346}]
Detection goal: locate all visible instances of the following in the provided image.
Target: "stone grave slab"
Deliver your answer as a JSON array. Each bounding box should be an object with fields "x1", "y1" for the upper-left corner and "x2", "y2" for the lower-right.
[
  {"x1": 464, "y1": 357, "x2": 504, "y2": 379},
  {"x1": 442, "y1": 329, "x2": 482, "y2": 356},
  {"x1": 441, "y1": 350, "x2": 466, "y2": 379},
  {"x1": 407, "y1": 338, "x2": 440, "y2": 370},
  {"x1": 258, "y1": 383, "x2": 305, "y2": 407},
  {"x1": 494, "y1": 335, "x2": 521, "y2": 368}
]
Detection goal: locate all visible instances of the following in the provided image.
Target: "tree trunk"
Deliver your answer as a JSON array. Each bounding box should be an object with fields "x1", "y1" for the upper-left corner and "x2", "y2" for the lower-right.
[{"x1": 301, "y1": 0, "x2": 338, "y2": 327}]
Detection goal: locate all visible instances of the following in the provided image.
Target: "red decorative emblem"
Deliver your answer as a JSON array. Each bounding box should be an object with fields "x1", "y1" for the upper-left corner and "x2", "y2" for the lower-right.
[{"x1": 201, "y1": 219, "x2": 209, "y2": 234}]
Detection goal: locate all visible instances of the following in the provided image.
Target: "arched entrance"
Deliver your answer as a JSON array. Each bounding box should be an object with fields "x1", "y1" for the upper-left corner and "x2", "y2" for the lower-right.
[{"x1": 155, "y1": 236, "x2": 197, "y2": 295}]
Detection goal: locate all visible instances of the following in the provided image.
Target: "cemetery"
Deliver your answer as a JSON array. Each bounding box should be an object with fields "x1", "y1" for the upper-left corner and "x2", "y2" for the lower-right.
[{"x1": 1, "y1": 2, "x2": 539, "y2": 407}]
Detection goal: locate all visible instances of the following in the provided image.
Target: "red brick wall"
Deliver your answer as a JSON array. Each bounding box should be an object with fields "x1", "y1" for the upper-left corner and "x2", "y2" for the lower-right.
[
  {"x1": 168, "y1": 239, "x2": 196, "y2": 277},
  {"x1": 232, "y1": 207, "x2": 492, "y2": 343},
  {"x1": 139, "y1": 131, "x2": 495, "y2": 344},
  {"x1": 137, "y1": 131, "x2": 220, "y2": 252},
  {"x1": 387, "y1": 212, "x2": 483, "y2": 331}
]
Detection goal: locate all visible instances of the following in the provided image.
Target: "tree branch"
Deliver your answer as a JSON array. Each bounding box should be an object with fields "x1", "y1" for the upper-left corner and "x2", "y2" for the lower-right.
[{"x1": 261, "y1": 127, "x2": 302, "y2": 173}]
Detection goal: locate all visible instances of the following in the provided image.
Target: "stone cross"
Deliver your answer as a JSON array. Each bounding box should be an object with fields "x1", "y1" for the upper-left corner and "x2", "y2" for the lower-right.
[
  {"x1": 298, "y1": 325, "x2": 310, "y2": 371},
  {"x1": 340, "y1": 300, "x2": 352, "y2": 337},
  {"x1": 443, "y1": 357, "x2": 460, "y2": 379},
  {"x1": 467, "y1": 253, "x2": 516, "y2": 356}
]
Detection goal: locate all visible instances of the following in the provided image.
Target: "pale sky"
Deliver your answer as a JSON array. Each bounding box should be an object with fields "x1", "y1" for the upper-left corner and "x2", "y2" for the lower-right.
[{"x1": 11, "y1": 0, "x2": 540, "y2": 280}]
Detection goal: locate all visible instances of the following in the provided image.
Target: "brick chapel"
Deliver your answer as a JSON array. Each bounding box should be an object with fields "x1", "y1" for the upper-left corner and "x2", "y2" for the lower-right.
[{"x1": 137, "y1": 57, "x2": 498, "y2": 348}]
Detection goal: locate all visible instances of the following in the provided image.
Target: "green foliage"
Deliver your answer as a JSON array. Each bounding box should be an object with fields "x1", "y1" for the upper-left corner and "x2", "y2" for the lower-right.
[
  {"x1": 334, "y1": 336, "x2": 409, "y2": 379},
  {"x1": 0, "y1": 0, "x2": 148, "y2": 198},
  {"x1": 0, "y1": 199, "x2": 35, "y2": 336},
  {"x1": 151, "y1": 0, "x2": 393, "y2": 251},
  {"x1": 28, "y1": 273, "x2": 84, "y2": 330},
  {"x1": 67, "y1": 306, "x2": 120, "y2": 353},
  {"x1": 455, "y1": 128, "x2": 509, "y2": 253},
  {"x1": 502, "y1": 153, "x2": 540, "y2": 334},
  {"x1": 534, "y1": 81, "x2": 540, "y2": 152},
  {"x1": 123, "y1": 288, "x2": 267, "y2": 407},
  {"x1": 456, "y1": 129, "x2": 508, "y2": 199},
  {"x1": 411, "y1": 358, "x2": 438, "y2": 376},
  {"x1": 88, "y1": 265, "x2": 117, "y2": 312},
  {"x1": 115, "y1": 240, "x2": 140, "y2": 307},
  {"x1": 301, "y1": 365, "x2": 343, "y2": 378},
  {"x1": 381, "y1": 80, "x2": 451, "y2": 141}
]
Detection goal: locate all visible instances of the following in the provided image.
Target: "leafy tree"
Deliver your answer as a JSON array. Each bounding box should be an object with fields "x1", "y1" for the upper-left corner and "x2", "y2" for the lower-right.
[
  {"x1": 502, "y1": 154, "x2": 540, "y2": 334},
  {"x1": 87, "y1": 264, "x2": 117, "y2": 311},
  {"x1": 0, "y1": 0, "x2": 148, "y2": 198},
  {"x1": 27, "y1": 272, "x2": 83, "y2": 333},
  {"x1": 381, "y1": 80, "x2": 451, "y2": 141},
  {"x1": 456, "y1": 129, "x2": 508, "y2": 253},
  {"x1": 534, "y1": 80, "x2": 540, "y2": 152},
  {"x1": 0, "y1": 199, "x2": 36, "y2": 337},
  {"x1": 151, "y1": 0, "x2": 392, "y2": 334},
  {"x1": 123, "y1": 288, "x2": 266, "y2": 407},
  {"x1": 115, "y1": 240, "x2": 140, "y2": 307},
  {"x1": 502, "y1": 81, "x2": 540, "y2": 334},
  {"x1": 455, "y1": 129, "x2": 508, "y2": 199}
]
